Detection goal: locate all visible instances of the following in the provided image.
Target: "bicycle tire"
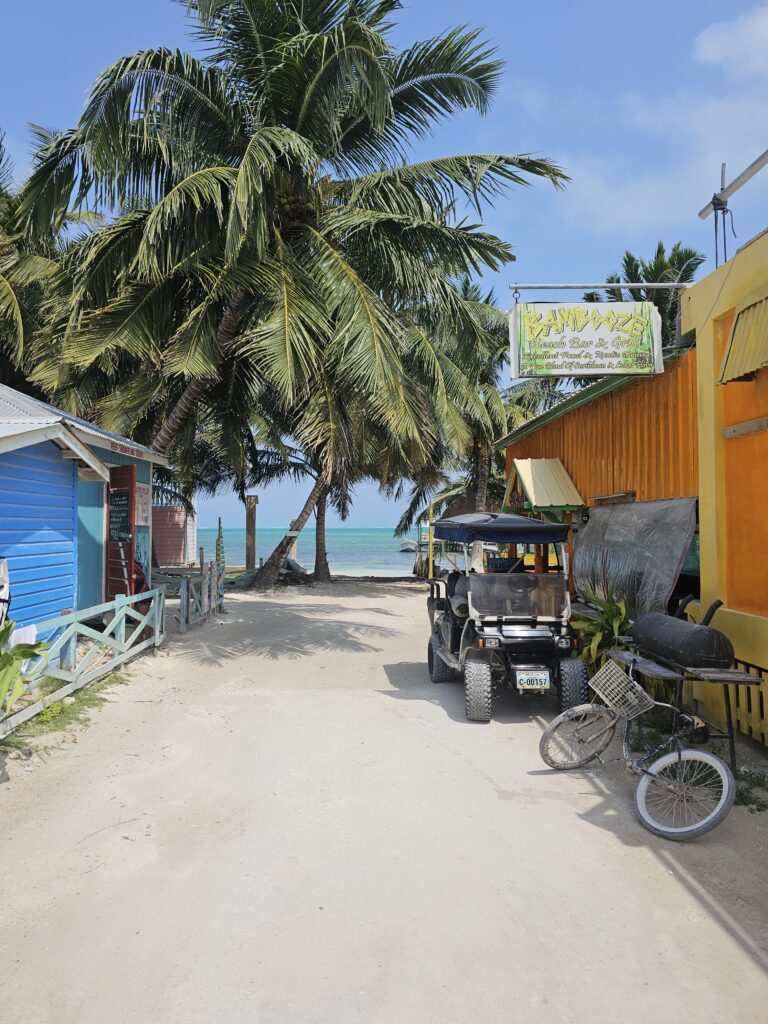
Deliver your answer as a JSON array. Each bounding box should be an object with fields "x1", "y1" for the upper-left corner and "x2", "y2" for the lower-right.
[
  {"x1": 539, "y1": 704, "x2": 616, "y2": 770},
  {"x1": 634, "y1": 749, "x2": 735, "y2": 841}
]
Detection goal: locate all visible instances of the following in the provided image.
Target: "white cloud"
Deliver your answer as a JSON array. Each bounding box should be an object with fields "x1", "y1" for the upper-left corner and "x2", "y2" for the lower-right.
[
  {"x1": 519, "y1": 9, "x2": 768, "y2": 241},
  {"x1": 556, "y1": 83, "x2": 768, "y2": 239},
  {"x1": 693, "y1": 4, "x2": 768, "y2": 77}
]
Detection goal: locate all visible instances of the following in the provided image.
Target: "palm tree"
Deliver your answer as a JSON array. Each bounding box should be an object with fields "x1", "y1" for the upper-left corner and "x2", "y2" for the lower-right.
[
  {"x1": 0, "y1": 131, "x2": 67, "y2": 387},
  {"x1": 18, "y1": 1, "x2": 566, "y2": 584},
  {"x1": 584, "y1": 241, "x2": 706, "y2": 347}
]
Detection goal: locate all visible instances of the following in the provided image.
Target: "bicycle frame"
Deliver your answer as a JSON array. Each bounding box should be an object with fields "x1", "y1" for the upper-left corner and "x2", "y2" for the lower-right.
[{"x1": 621, "y1": 700, "x2": 683, "y2": 777}]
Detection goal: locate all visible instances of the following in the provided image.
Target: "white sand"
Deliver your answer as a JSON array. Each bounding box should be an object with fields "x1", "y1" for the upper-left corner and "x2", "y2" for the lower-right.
[{"x1": 1, "y1": 580, "x2": 767, "y2": 1023}]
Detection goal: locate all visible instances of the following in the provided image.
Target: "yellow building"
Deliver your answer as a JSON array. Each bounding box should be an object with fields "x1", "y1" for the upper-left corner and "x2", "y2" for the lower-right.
[
  {"x1": 502, "y1": 229, "x2": 768, "y2": 746},
  {"x1": 681, "y1": 227, "x2": 768, "y2": 742}
]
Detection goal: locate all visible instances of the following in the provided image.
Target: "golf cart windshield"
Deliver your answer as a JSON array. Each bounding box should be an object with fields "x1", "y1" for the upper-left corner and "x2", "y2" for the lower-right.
[{"x1": 467, "y1": 573, "x2": 569, "y2": 621}]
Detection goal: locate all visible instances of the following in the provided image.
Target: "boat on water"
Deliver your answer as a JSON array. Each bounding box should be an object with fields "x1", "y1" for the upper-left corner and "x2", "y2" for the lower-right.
[{"x1": 399, "y1": 539, "x2": 419, "y2": 553}]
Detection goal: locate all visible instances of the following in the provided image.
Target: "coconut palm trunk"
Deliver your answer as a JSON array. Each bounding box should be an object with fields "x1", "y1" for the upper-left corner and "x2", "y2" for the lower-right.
[
  {"x1": 313, "y1": 486, "x2": 332, "y2": 583},
  {"x1": 252, "y1": 477, "x2": 325, "y2": 590},
  {"x1": 475, "y1": 442, "x2": 490, "y2": 512},
  {"x1": 469, "y1": 438, "x2": 489, "y2": 571},
  {"x1": 152, "y1": 293, "x2": 245, "y2": 454}
]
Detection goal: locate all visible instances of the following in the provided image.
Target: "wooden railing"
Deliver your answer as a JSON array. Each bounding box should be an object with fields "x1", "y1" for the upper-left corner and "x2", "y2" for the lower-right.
[{"x1": 0, "y1": 588, "x2": 165, "y2": 738}]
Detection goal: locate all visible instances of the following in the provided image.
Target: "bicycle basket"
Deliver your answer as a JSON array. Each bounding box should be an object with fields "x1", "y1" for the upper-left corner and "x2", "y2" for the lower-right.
[{"x1": 589, "y1": 660, "x2": 654, "y2": 719}]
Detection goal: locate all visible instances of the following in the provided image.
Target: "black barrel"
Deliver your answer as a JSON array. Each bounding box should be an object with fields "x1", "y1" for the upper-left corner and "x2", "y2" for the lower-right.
[{"x1": 632, "y1": 613, "x2": 734, "y2": 670}]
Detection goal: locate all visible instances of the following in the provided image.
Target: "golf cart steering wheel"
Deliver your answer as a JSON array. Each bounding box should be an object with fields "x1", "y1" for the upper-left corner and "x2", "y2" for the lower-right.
[{"x1": 505, "y1": 557, "x2": 524, "y2": 574}]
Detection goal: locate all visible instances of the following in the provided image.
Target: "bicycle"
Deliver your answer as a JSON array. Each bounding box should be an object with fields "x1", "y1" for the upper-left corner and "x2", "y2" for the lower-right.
[{"x1": 539, "y1": 659, "x2": 736, "y2": 841}]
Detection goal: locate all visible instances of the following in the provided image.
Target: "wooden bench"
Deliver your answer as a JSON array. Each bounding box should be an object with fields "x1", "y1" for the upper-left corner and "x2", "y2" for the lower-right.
[{"x1": 607, "y1": 646, "x2": 761, "y2": 769}]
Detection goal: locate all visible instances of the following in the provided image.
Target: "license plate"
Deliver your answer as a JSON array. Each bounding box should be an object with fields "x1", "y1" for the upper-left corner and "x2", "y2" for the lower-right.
[{"x1": 516, "y1": 670, "x2": 550, "y2": 690}]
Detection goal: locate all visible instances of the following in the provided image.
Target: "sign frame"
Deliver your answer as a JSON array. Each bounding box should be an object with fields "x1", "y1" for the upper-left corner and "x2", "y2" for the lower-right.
[{"x1": 510, "y1": 300, "x2": 663, "y2": 378}]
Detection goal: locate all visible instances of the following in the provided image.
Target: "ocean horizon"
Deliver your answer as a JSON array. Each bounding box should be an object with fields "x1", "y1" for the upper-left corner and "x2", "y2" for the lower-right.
[{"x1": 198, "y1": 526, "x2": 417, "y2": 576}]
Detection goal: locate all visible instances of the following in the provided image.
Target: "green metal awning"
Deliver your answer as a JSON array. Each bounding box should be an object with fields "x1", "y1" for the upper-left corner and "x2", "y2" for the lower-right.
[{"x1": 718, "y1": 289, "x2": 768, "y2": 384}]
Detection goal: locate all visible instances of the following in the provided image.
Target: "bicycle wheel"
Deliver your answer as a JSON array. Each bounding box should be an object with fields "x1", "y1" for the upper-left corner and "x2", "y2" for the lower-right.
[
  {"x1": 539, "y1": 704, "x2": 617, "y2": 770},
  {"x1": 634, "y1": 749, "x2": 735, "y2": 841}
]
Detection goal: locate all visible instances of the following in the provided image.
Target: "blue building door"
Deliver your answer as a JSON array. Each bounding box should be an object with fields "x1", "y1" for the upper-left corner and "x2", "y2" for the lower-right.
[{"x1": 77, "y1": 479, "x2": 106, "y2": 611}]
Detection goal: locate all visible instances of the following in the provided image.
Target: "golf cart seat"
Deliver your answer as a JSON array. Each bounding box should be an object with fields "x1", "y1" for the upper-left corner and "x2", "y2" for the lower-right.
[{"x1": 449, "y1": 575, "x2": 469, "y2": 619}]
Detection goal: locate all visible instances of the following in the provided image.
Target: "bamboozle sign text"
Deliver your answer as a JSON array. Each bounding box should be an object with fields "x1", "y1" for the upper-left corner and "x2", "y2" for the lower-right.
[{"x1": 510, "y1": 301, "x2": 663, "y2": 377}]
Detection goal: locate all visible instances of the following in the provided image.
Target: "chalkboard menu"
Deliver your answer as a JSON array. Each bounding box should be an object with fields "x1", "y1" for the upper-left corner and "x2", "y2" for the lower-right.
[{"x1": 109, "y1": 489, "x2": 132, "y2": 543}]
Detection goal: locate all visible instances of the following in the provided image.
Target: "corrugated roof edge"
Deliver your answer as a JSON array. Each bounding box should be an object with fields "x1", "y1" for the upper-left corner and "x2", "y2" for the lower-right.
[
  {"x1": 0, "y1": 383, "x2": 168, "y2": 465},
  {"x1": 496, "y1": 347, "x2": 692, "y2": 450}
]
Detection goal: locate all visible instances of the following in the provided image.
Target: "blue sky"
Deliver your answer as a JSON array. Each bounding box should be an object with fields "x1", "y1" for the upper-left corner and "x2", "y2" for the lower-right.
[{"x1": 3, "y1": 1, "x2": 768, "y2": 528}]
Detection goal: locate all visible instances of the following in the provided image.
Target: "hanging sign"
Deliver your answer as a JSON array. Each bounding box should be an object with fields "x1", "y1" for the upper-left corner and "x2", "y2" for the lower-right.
[{"x1": 510, "y1": 301, "x2": 663, "y2": 377}]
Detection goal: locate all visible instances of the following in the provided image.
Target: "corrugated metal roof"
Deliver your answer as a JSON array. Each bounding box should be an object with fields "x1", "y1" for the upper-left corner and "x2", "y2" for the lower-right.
[
  {"x1": 718, "y1": 295, "x2": 768, "y2": 383},
  {"x1": 0, "y1": 384, "x2": 167, "y2": 465},
  {"x1": 512, "y1": 458, "x2": 583, "y2": 509}
]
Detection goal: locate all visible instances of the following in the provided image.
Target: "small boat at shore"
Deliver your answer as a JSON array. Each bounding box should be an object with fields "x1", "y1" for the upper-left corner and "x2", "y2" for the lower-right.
[{"x1": 399, "y1": 539, "x2": 418, "y2": 553}]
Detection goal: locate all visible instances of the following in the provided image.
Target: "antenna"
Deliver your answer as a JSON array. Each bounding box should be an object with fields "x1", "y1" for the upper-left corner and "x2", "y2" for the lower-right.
[{"x1": 699, "y1": 147, "x2": 768, "y2": 268}]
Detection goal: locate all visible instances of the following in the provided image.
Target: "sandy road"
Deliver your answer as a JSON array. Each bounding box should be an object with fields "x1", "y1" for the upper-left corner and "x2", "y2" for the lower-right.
[{"x1": 1, "y1": 581, "x2": 767, "y2": 1023}]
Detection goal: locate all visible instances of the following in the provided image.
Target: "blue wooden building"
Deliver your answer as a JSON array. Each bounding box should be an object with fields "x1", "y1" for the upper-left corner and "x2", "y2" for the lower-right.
[{"x1": 0, "y1": 385, "x2": 167, "y2": 634}]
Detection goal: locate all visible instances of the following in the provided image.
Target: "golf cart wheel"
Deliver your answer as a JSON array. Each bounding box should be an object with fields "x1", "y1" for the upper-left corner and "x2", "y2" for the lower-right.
[
  {"x1": 464, "y1": 660, "x2": 493, "y2": 722},
  {"x1": 558, "y1": 658, "x2": 590, "y2": 712},
  {"x1": 428, "y1": 636, "x2": 453, "y2": 684}
]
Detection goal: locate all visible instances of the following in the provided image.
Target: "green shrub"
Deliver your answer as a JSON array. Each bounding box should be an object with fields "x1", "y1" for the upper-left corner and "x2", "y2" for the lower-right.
[
  {"x1": 0, "y1": 619, "x2": 49, "y2": 716},
  {"x1": 571, "y1": 587, "x2": 632, "y2": 675}
]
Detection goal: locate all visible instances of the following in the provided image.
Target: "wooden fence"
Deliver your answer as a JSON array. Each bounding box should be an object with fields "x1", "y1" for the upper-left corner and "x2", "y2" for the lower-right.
[
  {"x1": 0, "y1": 588, "x2": 165, "y2": 739},
  {"x1": 178, "y1": 562, "x2": 225, "y2": 633}
]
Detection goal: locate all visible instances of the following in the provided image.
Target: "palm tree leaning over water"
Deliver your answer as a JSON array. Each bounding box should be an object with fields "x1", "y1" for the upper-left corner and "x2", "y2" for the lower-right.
[{"x1": 18, "y1": 1, "x2": 567, "y2": 584}]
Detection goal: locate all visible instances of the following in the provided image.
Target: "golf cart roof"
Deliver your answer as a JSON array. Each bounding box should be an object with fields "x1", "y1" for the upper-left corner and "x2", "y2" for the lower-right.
[{"x1": 432, "y1": 513, "x2": 569, "y2": 545}]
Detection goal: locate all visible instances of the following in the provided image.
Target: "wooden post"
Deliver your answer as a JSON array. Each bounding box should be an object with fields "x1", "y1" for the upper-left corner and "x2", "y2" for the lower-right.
[
  {"x1": 427, "y1": 502, "x2": 434, "y2": 579},
  {"x1": 199, "y1": 546, "x2": 204, "y2": 573},
  {"x1": 202, "y1": 562, "x2": 210, "y2": 620},
  {"x1": 154, "y1": 588, "x2": 165, "y2": 646},
  {"x1": 114, "y1": 594, "x2": 127, "y2": 650},
  {"x1": 245, "y1": 495, "x2": 258, "y2": 571},
  {"x1": 179, "y1": 577, "x2": 189, "y2": 634},
  {"x1": 59, "y1": 610, "x2": 76, "y2": 671},
  {"x1": 534, "y1": 544, "x2": 545, "y2": 573},
  {"x1": 287, "y1": 529, "x2": 299, "y2": 562},
  {"x1": 565, "y1": 511, "x2": 576, "y2": 595}
]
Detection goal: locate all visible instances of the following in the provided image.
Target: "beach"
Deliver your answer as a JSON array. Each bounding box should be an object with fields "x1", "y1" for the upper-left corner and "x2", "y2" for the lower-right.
[
  {"x1": 198, "y1": 527, "x2": 416, "y2": 576},
  {"x1": 2, "y1": 581, "x2": 767, "y2": 1023}
]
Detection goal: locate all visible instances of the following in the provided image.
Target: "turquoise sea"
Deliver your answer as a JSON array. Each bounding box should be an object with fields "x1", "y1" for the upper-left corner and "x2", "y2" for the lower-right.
[{"x1": 197, "y1": 527, "x2": 417, "y2": 576}]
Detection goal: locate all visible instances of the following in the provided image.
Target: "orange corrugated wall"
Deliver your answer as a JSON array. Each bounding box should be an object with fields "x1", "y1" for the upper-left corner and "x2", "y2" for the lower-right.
[{"x1": 506, "y1": 351, "x2": 698, "y2": 503}]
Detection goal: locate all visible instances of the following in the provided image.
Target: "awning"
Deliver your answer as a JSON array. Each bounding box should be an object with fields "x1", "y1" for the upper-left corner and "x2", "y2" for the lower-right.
[
  {"x1": 718, "y1": 290, "x2": 768, "y2": 384},
  {"x1": 505, "y1": 458, "x2": 583, "y2": 512},
  {"x1": 433, "y1": 513, "x2": 569, "y2": 545}
]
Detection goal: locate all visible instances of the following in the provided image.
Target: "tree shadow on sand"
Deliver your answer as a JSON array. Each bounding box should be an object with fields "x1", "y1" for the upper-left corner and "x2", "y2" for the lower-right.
[
  {"x1": 383, "y1": 657, "x2": 768, "y2": 972},
  {"x1": 173, "y1": 598, "x2": 401, "y2": 667}
]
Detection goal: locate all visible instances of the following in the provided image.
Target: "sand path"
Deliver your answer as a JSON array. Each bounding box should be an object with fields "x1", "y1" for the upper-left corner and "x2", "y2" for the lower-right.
[{"x1": 2, "y1": 581, "x2": 767, "y2": 1023}]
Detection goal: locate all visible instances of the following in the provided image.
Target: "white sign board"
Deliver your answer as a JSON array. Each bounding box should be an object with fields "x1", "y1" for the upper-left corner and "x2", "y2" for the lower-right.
[
  {"x1": 134, "y1": 483, "x2": 152, "y2": 528},
  {"x1": 511, "y1": 301, "x2": 663, "y2": 377}
]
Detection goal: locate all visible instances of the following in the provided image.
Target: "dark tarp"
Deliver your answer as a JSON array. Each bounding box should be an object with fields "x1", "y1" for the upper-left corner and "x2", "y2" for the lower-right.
[
  {"x1": 433, "y1": 513, "x2": 569, "y2": 545},
  {"x1": 573, "y1": 498, "x2": 697, "y2": 618}
]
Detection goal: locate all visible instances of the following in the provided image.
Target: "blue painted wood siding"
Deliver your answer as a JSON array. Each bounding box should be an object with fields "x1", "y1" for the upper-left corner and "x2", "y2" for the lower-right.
[{"x1": 0, "y1": 442, "x2": 77, "y2": 627}]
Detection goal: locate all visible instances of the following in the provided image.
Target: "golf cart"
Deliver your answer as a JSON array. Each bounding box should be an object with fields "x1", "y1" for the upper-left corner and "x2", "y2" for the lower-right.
[{"x1": 426, "y1": 513, "x2": 589, "y2": 721}]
